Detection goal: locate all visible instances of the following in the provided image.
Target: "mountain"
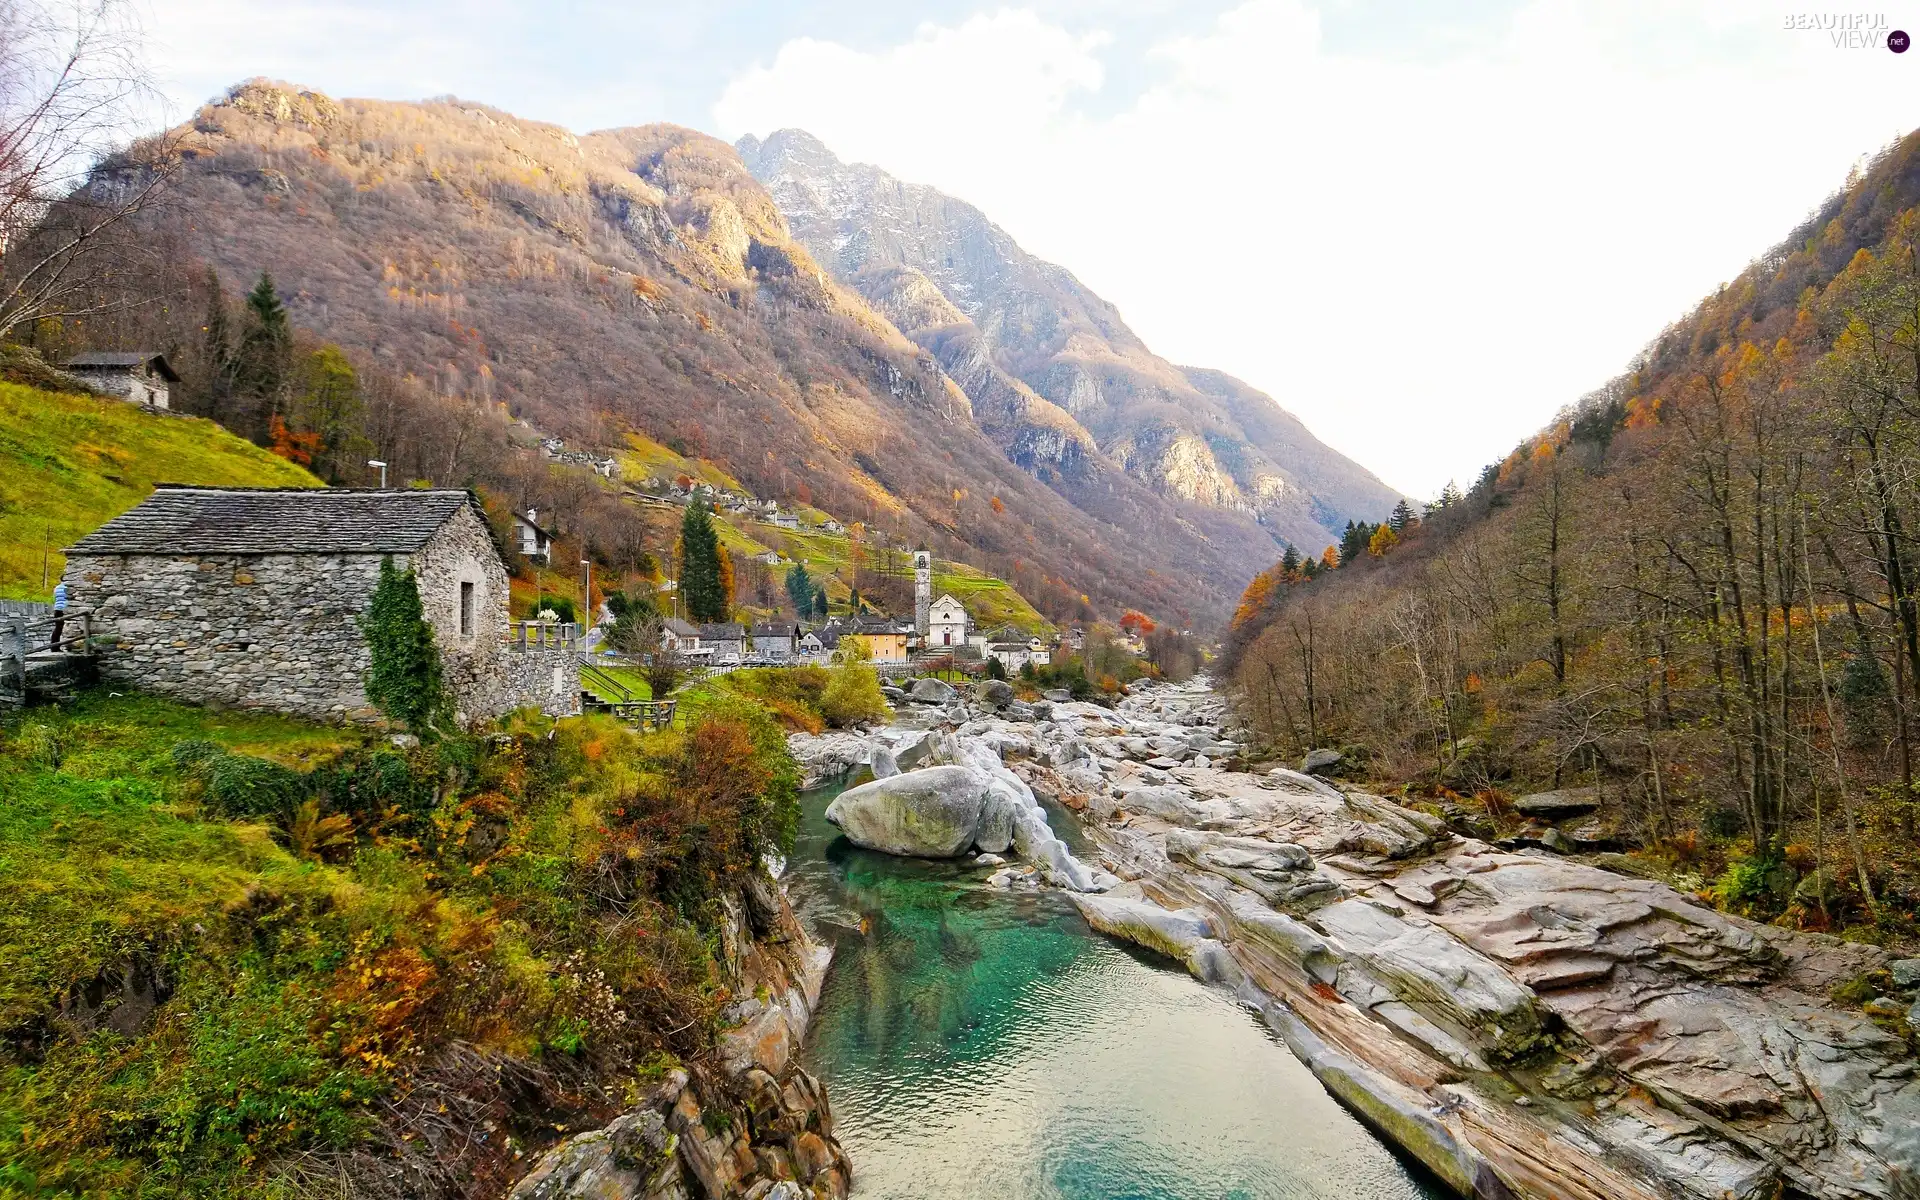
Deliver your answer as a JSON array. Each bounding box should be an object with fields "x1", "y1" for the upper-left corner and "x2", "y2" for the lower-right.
[
  {"x1": 735, "y1": 129, "x2": 1403, "y2": 548},
  {"x1": 124, "y1": 81, "x2": 1301, "y2": 626}
]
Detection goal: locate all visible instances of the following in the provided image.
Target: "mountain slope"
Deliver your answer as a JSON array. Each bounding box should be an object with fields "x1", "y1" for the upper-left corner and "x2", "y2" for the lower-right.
[
  {"x1": 131, "y1": 81, "x2": 1281, "y2": 625},
  {"x1": 735, "y1": 128, "x2": 1403, "y2": 548}
]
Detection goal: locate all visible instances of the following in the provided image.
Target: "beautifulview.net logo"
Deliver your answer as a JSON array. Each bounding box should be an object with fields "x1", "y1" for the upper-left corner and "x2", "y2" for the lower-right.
[{"x1": 1783, "y1": 12, "x2": 1911, "y2": 49}]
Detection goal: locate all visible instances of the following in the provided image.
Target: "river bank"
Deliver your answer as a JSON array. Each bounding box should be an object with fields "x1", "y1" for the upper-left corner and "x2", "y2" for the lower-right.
[{"x1": 790, "y1": 677, "x2": 1920, "y2": 1200}]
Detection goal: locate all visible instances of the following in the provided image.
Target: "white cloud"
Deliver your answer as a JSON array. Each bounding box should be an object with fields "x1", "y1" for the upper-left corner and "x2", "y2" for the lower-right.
[{"x1": 713, "y1": 1, "x2": 1920, "y2": 499}]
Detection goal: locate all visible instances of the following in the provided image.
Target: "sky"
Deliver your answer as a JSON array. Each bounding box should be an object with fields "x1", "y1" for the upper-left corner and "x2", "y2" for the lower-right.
[{"x1": 141, "y1": 0, "x2": 1920, "y2": 498}]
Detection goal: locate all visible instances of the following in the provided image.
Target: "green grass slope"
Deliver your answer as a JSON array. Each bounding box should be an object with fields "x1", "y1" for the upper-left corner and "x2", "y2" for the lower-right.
[{"x1": 0, "y1": 384, "x2": 320, "y2": 600}]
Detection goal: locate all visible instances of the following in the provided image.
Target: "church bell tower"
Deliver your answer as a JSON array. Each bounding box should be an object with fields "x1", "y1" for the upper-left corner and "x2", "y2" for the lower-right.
[{"x1": 913, "y1": 544, "x2": 931, "y2": 638}]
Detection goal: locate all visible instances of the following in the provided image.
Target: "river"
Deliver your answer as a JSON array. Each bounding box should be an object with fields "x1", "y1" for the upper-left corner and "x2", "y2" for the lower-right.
[{"x1": 787, "y1": 780, "x2": 1448, "y2": 1200}]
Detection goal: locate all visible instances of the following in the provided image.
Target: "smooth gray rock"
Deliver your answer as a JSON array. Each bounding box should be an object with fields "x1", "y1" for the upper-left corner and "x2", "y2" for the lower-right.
[
  {"x1": 973, "y1": 786, "x2": 1017, "y2": 854},
  {"x1": 1301, "y1": 747, "x2": 1344, "y2": 775},
  {"x1": 1512, "y1": 787, "x2": 1600, "y2": 819},
  {"x1": 892, "y1": 730, "x2": 934, "y2": 771},
  {"x1": 909, "y1": 677, "x2": 957, "y2": 703},
  {"x1": 976, "y1": 678, "x2": 1015, "y2": 708},
  {"x1": 1043, "y1": 688, "x2": 1072, "y2": 703},
  {"x1": 1889, "y1": 958, "x2": 1920, "y2": 989},
  {"x1": 869, "y1": 746, "x2": 900, "y2": 778},
  {"x1": 824, "y1": 765, "x2": 988, "y2": 858}
]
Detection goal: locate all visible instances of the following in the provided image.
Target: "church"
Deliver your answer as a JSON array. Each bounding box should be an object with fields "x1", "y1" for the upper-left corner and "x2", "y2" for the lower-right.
[{"x1": 913, "y1": 544, "x2": 971, "y2": 650}]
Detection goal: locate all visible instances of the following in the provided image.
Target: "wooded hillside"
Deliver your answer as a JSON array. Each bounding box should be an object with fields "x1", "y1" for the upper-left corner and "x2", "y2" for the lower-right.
[{"x1": 1225, "y1": 129, "x2": 1920, "y2": 942}]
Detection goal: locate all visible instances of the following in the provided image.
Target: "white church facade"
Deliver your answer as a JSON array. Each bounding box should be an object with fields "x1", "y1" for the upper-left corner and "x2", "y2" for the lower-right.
[{"x1": 913, "y1": 544, "x2": 973, "y2": 652}]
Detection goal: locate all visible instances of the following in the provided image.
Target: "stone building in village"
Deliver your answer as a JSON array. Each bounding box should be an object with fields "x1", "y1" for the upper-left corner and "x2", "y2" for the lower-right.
[
  {"x1": 62, "y1": 486, "x2": 579, "y2": 723},
  {"x1": 63, "y1": 351, "x2": 179, "y2": 409}
]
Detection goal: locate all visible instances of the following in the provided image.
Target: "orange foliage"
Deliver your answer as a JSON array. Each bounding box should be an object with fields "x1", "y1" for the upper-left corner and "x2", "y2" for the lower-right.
[
  {"x1": 269, "y1": 414, "x2": 322, "y2": 465},
  {"x1": 1119, "y1": 609, "x2": 1157, "y2": 635}
]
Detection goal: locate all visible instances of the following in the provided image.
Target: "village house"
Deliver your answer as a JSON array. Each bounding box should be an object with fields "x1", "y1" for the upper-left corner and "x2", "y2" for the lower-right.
[
  {"x1": 659, "y1": 618, "x2": 701, "y2": 655},
  {"x1": 985, "y1": 637, "x2": 1052, "y2": 673},
  {"x1": 698, "y1": 622, "x2": 746, "y2": 664},
  {"x1": 798, "y1": 629, "x2": 827, "y2": 660},
  {"x1": 817, "y1": 518, "x2": 845, "y2": 534},
  {"x1": 513, "y1": 509, "x2": 555, "y2": 565},
  {"x1": 751, "y1": 621, "x2": 799, "y2": 660},
  {"x1": 62, "y1": 486, "x2": 579, "y2": 723},
  {"x1": 926, "y1": 593, "x2": 970, "y2": 650},
  {"x1": 843, "y1": 614, "x2": 911, "y2": 663},
  {"x1": 64, "y1": 351, "x2": 179, "y2": 409}
]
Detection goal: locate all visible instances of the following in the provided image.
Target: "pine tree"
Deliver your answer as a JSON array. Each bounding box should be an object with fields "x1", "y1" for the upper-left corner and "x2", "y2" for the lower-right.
[
  {"x1": 201, "y1": 268, "x2": 234, "y2": 420},
  {"x1": 813, "y1": 586, "x2": 828, "y2": 620},
  {"x1": 236, "y1": 271, "x2": 293, "y2": 432},
  {"x1": 679, "y1": 496, "x2": 727, "y2": 622},
  {"x1": 784, "y1": 563, "x2": 814, "y2": 615},
  {"x1": 1280, "y1": 545, "x2": 1301, "y2": 576},
  {"x1": 1388, "y1": 499, "x2": 1415, "y2": 532}
]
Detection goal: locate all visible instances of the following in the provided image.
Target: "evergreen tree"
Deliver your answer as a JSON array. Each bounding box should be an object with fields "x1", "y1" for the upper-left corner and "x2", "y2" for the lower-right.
[
  {"x1": 201, "y1": 268, "x2": 235, "y2": 421},
  {"x1": 784, "y1": 563, "x2": 814, "y2": 615},
  {"x1": 1388, "y1": 499, "x2": 1415, "y2": 532},
  {"x1": 813, "y1": 586, "x2": 828, "y2": 620},
  {"x1": 680, "y1": 495, "x2": 727, "y2": 622},
  {"x1": 1280, "y1": 545, "x2": 1301, "y2": 576},
  {"x1": 236, "y1": 271, "x2": 293, "y2": 431},
  {"x1": 1339, "y1": 521, "x2": 1374, "y2": 566}
]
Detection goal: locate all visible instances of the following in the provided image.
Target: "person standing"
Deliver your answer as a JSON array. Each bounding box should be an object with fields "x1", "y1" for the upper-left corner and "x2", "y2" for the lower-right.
[{"x1": 49, "y1": 580, "x2": 67, "y2": 650}]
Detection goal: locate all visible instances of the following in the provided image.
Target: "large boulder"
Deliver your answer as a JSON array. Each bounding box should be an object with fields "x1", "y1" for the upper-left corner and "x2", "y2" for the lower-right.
[
  {"x1": 908, "y1": 677, "x2": 957, "y2": 704},
  {"x1": 975, "y1": 678, "x2": 1015, "y2": 708},
  {"x1": 824, "y1": 766, "x2": 988, "y2": 857},
  {"x1": 1301, "y1": 748, "x2": 1344, "y2": 776},
  {"x1": 1511, "y1": 787, "x2": 1600, "y2": 819}
]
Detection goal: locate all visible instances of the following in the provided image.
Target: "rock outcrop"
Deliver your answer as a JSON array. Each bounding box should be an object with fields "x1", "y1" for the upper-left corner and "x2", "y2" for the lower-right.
[
  {"x1": 509, "y1": 874, "x2": 848, "y2": 1200},
  {"x1": 795, "y1": 676, "x2": 1920, "y2": 1200}
]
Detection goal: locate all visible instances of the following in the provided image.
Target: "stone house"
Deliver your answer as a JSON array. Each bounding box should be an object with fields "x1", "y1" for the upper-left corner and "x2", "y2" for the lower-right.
[
  {"x1": 64, "y1": 351, "x2": 179, "y2": 409},
  {"x1": 751, "y1": 622, "x2": 798, "y2": 660},
  {"x1": 62, "y1": 486, "x2": 579, "y2": 723},
  {"x1": 698, "y1": 623, "x2": 746, "y2": 664},
  {"x1": 797, "y1": 629, "x2": 826, "y2": 660}
]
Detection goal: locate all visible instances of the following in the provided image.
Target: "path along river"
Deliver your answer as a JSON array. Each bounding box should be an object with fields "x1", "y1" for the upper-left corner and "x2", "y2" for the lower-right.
[{"x1": 787, "y1": 779, "x2": 1446, "y2": 1200}]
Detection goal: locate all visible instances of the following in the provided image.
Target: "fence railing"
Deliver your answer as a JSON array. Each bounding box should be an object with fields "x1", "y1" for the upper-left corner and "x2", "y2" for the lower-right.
[
  {"x1": 2, "y1": 609, "x2": 93, "y2": 696},
  {"x1": 508, "y1": 621, "x2": 581, "y2": 650}
]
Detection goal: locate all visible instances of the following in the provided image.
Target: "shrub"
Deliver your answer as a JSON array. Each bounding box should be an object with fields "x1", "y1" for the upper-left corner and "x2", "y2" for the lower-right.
[
  {"x1": 819, "y1": 662, "x2": 889, "y2": 729},
  {"x1": 174, "y1": 741, "x2": 310, "y2": 821},
  {"x1": 985, "y1": 657, "x2": 1007, "y2": 681}
]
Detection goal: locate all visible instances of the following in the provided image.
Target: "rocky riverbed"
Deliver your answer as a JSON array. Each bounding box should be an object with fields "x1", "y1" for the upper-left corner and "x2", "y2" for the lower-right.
[{"x1": 789, "y1": 677, "x2": 1920, "y2": 1200}]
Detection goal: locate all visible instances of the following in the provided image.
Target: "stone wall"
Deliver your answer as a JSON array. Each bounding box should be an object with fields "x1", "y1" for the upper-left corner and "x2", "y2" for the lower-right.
[
  {"x1": 450, "y1": 640, "x2": 580, "y2": 722},
  {"x1": 65, "y1": 551, "x2": 386, "y2": 721},
  {"x1": 65, "y1": 504, "x2": 580, "y2": 723}
]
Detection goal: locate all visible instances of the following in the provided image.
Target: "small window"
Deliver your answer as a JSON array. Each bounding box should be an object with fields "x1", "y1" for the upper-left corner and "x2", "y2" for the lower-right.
[{"x1": 459, "y1": 581, "x2": 475, "y2": 636}]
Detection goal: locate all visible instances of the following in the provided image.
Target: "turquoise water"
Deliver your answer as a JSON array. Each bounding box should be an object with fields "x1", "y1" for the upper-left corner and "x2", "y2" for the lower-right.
[{"x1": 790, "y1": 783, "x2": 1447, "y2": 1200}]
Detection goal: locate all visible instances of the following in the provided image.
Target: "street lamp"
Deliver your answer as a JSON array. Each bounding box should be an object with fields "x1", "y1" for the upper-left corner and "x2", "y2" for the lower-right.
[
  {"x1": 581, "y1": 557, "x2": 592, "y2": 638},
  {"x1": 367, "y1": 459, "x2": 387, "y2": 488}
]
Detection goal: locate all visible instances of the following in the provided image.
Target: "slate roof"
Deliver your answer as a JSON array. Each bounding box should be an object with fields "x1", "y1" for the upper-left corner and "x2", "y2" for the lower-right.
[
  {"x1": 661, "y1": 618, "x2": 700, "y2": 639},
  {"x1": 68, "y1": 486, "x2": 482, "y2": 556},
  {"x1": 64, "y1": 351, "x2": 180, "y2": 380},
  {"x1": 697, "y1": 623, "x2": 745, "y2": 643}
]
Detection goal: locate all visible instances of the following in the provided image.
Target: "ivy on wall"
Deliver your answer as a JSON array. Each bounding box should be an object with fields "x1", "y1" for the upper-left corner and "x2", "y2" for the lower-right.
[{"x1": 363, "y1": 558, "x2": 446, "y2": 732}]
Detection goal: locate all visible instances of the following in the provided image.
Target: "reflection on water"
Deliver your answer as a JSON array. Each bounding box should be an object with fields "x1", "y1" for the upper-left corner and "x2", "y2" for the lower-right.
[{"x1": 790, "y1": 783, "x2": 1446, "y2": 1200}]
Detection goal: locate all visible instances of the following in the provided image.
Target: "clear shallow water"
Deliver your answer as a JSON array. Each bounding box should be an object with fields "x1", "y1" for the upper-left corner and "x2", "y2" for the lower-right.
[{"x1": 790, "y1": 783, "x2": 1447, "y2": 1200}]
